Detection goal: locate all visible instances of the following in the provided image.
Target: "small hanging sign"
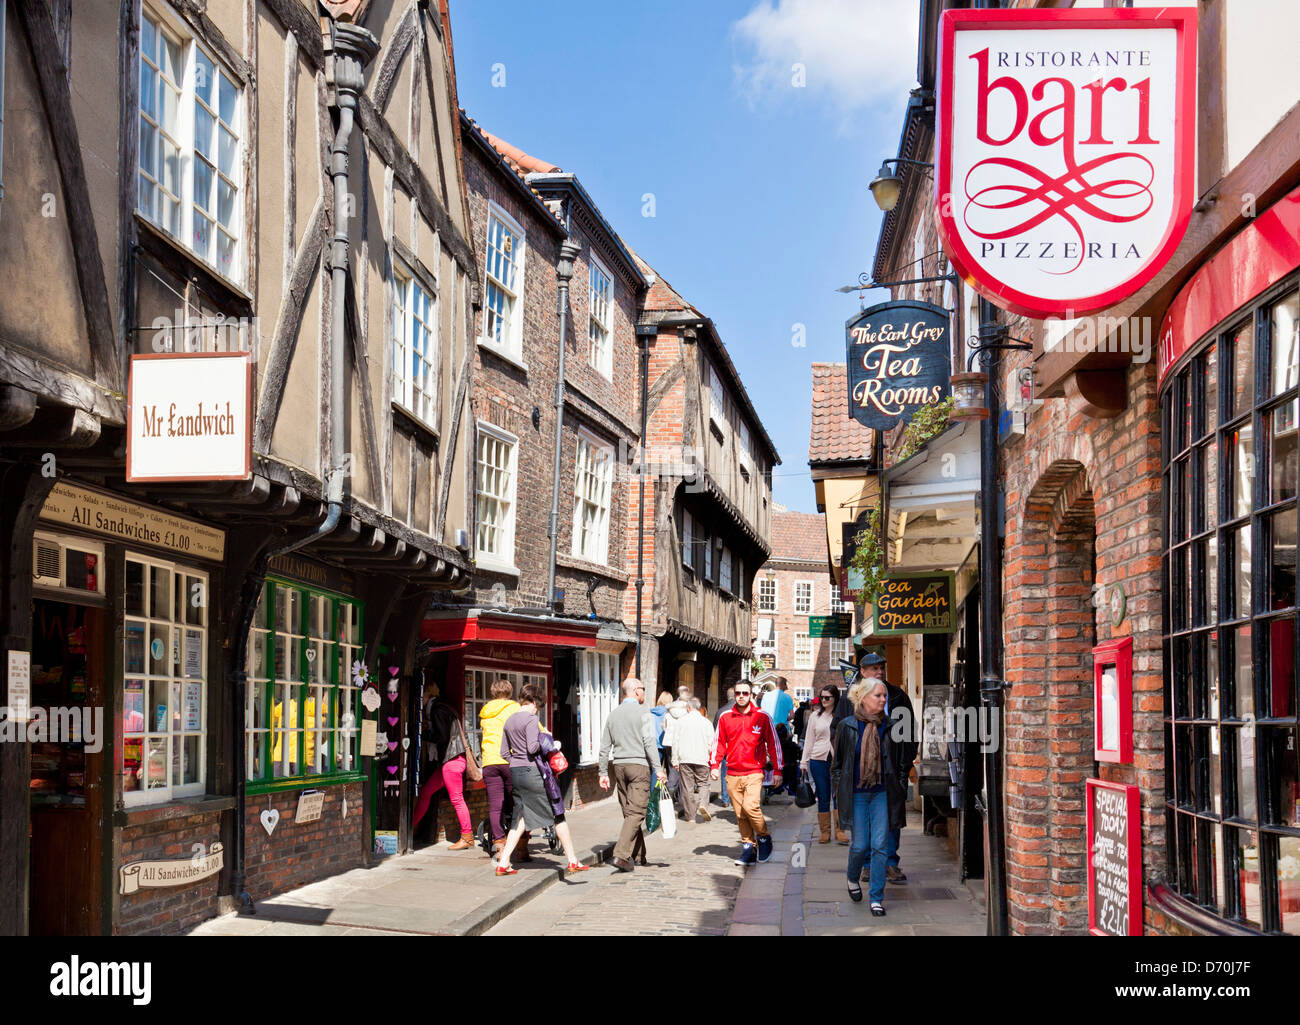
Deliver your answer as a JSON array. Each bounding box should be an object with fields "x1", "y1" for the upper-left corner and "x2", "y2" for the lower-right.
[
  {"x1": 295, "y1": 789, "x2": 325, "y2": 824},
  {"x1": 845, "y1": 300, "x2": 951, "y2": 431}
]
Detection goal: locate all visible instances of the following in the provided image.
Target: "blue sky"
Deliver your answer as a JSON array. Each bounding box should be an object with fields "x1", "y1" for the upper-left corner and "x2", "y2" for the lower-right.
[{"x1": 450, "y1": 0, "x2": 920, "y2": 513}]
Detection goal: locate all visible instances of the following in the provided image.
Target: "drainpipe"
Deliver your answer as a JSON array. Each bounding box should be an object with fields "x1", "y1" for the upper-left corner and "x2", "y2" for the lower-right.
[
  {"x1": 633, "y1": 324, "x2": 656, "y2": 679},
  {"x1": 0, "y1": 1, "x2": 6, "y2": 221},
  {"x1": 229, "y1": 20, "x2": 378, "y2": 914},
  {"x1": 546, "y1": 240, "x2": 581, "y2": 609}
]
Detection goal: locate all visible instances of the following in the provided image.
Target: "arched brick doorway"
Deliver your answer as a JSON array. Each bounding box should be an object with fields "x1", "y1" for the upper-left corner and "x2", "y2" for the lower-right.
[{"x1": 1005, "y1": 459, "x2": 1099, "y2": 934}]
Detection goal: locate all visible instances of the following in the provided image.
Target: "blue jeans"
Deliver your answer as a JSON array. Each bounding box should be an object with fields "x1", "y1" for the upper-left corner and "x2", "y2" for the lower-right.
[
  {"x1": 846, "y1": 789, "x2": 890, "y2": 904},
  {"x1": 886, "y1": 827, "x2": 901, "y2": 869},
  {"x1": 807, "y1": 759, "x2": 832, "y2": 813},
  {"x1": 718, "y1": 759, "x2": 727, "y2": 802}
]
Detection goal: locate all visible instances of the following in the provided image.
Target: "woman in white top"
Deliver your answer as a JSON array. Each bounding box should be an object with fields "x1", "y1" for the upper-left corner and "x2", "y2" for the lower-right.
[{"x1": 801, "y1": 685, "x2": 842, "y2": 843}]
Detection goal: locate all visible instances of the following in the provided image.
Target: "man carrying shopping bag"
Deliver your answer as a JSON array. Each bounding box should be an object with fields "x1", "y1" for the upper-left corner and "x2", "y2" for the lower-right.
[{"x1": 599, "y1": 678, "x2": 665, "y2": 872}]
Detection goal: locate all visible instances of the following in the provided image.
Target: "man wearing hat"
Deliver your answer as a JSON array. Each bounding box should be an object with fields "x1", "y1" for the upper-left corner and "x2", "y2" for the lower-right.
[{"x1": 857, "y1": 651, "x2": 916, "y2": 883}]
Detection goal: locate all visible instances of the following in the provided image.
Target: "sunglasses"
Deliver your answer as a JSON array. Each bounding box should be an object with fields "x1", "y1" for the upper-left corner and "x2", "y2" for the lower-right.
[{"x1": 734, "y1": 690, "x2": 751, "y2": 697}]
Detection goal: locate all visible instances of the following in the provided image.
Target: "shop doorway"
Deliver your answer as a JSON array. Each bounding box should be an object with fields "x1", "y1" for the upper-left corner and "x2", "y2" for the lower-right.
[{"x1": 28, "y1": 598, "x2": 106, "y2": 935}]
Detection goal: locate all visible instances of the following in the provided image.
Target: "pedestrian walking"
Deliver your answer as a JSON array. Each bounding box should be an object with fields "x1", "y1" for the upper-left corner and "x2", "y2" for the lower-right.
[
  {"x1": 800, "y1": 684, "x2": 841, "y2": 843},
  {"x1": 858, "y1": 652, "x2": 917, "y2": 884},
  {"x1": 710, "y1": 682, "x2": 782, "y2": 866},
  {"x1": 834, "y1": 679, "x2": 907, "y2": 915},
  {"x1": 478, "y1": 676, "x2": 520, "y2": 857},
  {"x1": 712, "y1": 686, "x2": 735, "y2": 806},
  {"x1": 413, "y1": 680, "x2": 476, "y2": 850},
  {"x1": 598, "y1": 678, "x2": 666, "y2": 872},
  {"x1": 493, "y1": 683, "x2": 589, "y2": 876},
  {"x1": 662, "y1": 685, "x2": 693, "y2": 813},
  {"x1": 672, "y1": 698, "x2": 715, "y2": 824}
]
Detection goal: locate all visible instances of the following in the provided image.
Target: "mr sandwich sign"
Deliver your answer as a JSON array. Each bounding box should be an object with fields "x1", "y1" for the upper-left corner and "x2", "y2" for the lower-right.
[{"x1": 935, "y1": 7, "x2": 1196, "y2": 319}]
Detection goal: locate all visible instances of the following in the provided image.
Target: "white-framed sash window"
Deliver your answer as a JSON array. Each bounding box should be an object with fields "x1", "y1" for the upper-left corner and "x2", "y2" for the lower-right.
[
  {"x1": 482, "y1": 204, "x2": 526, "y2": 361},
  {"x1": 392, "y1": 262, "x2": 438, "y2": 426},
  {"x1": 588, "y1": 253, "x2": 614, "y2": 378},
  {"x1": 794, "y1": 633, "x2": 814, "y2": 670},
  {"x1": 794, "y1": 580, "x2": 813, "y2": 614},
  {"x1": 476, "y1": 422, "x2": 518, "y2": 572},
  {"x1": 572, "y1": 433, "x2": 614, "y2": 564},
  {"x1": 138, "y1": 4, "x2": 243, "y2": 283}
]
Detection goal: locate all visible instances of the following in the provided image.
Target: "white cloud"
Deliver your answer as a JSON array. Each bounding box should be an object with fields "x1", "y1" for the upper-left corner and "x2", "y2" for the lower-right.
[{"x1": 732, "y1": 0, "x2": 919, "y2": 114}]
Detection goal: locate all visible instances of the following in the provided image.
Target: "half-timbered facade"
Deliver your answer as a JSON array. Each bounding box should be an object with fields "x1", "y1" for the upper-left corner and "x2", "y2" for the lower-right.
[
  {"x1": 0, "y1": 0, "x2": 479, "y2": 934},
  {"x1": 629, "y1": 254, "x2": 779, "y2": 711}
]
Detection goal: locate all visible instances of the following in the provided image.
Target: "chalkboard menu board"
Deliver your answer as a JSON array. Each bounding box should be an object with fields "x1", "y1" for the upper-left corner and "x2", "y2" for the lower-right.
[{"x1": 1086, "y1": 779, "x2": 1141, "y2": 936}]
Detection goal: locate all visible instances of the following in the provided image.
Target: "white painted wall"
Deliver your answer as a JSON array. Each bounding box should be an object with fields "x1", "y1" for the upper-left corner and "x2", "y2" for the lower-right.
[{"x1": 1225, "y1": 0, "x2": 1300, "y2": 170}]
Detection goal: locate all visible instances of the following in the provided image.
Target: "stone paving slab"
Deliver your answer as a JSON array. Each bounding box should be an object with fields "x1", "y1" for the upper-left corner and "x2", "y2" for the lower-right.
[{"x1": 190, "y1": 792, "x2": 630, "y2": 937}]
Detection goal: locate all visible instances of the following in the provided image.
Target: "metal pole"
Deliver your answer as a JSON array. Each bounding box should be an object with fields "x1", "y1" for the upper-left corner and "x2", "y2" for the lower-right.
[
  {"x1": 546, "y1": 241, "x2": 580, "y2": 609},
  {"x1": 977, "y1": 294, "x2": 1010, "y2": 936},
  {"x1": 634, "y1": 327, "x2": 652, "y2": 680}
]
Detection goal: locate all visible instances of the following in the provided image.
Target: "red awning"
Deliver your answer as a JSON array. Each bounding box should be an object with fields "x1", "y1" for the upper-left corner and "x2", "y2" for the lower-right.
[{"x1": 421, "y1": 610, "x2": 599, "y2": 649}]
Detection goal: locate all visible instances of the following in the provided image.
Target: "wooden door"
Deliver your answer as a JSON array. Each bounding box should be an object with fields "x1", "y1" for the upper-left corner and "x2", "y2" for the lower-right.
[{"x1": 29, "y1": 602, "x2": 104, "y2": 935}]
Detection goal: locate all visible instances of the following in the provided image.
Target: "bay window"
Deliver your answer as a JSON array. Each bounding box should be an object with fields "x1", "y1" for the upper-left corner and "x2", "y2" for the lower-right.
[
  {"x1": 138, "y1": 5, "x2": 243, "y2": 282},
  {"x1": 1163, "y1": 281, "x2": 1299, "y2": 932}
]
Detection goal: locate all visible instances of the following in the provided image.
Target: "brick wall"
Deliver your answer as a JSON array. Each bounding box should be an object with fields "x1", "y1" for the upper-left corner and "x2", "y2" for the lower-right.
[
  {"x1": 117, "y1": 808, "x2": 225, "y2": 935},
  {"x1": 1002, "y1": 358, "x2": 1166, "y2": 934},
  {"x1": 243, "y1": 783, "x2": 368, "y2": 900}
]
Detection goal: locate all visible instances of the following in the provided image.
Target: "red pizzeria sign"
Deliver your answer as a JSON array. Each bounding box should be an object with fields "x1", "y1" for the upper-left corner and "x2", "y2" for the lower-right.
[{"x1": 936, "y1": 7, "x2": 1197, "y2": 319}]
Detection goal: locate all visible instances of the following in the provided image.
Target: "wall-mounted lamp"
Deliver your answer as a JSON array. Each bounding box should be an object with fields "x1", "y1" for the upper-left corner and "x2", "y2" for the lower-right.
[
  {"x1": 868, "y1": 158, "x2": 934, "y2": 213},
  {"x1": 949, "y1": 372, "x2": 990, "y2": 421}
]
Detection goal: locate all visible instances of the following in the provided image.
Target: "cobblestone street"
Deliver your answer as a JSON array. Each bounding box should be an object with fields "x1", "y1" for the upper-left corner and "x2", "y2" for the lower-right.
[{"x1": 490, "y1": 790, "x2": 986, "y2": 936}]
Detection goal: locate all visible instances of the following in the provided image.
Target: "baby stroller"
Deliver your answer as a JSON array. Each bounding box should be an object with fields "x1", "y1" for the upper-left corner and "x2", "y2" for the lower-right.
[{"x1": 475, "y1": 819, "x2": 561, "y2": 855}]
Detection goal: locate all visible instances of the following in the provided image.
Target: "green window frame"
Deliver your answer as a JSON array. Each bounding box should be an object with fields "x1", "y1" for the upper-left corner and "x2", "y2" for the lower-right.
[{"x1": 245, "y1": 577, "x2": 365, "y2": 793}]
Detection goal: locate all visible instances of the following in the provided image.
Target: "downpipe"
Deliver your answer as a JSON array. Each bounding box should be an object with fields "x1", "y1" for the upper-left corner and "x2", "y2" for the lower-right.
[
  {"x1": 231, "y1": 20, "x2": 377, "y2": 915},
  {"x1": 546, "y1": 241, "x2": 581, "y2": 608}
]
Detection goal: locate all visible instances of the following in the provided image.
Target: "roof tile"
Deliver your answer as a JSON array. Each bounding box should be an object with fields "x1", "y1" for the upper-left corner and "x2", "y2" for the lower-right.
[
  {"x1": 770, "y1": 509, "x2": 830, "y2": 564},
  {"x1": 808, "y1": 362, "x2": 874, "y2": 464}
]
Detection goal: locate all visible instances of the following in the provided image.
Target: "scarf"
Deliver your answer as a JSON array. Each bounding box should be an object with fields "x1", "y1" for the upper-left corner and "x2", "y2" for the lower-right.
[{"x1": 853, "y1": 706, "x2": 886, "y2": 790}]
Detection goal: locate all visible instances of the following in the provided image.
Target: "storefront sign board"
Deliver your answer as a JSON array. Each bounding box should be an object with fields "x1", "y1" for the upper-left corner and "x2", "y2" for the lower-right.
[
  {"x1": 809, "y1": 614, "x2": 853, "y2": 639},
  {"x1": 1086, "y1": 779, "x2": 1142, "y2": 936},
  {"x1": 127, "y1": 352, "x2": 253, "y2": 482},
  {"x1": 846, "y1": 300, "x2": 950, "y2": 430},
  {"x1": 937, "y1": 7, "x2": 1197, "y2": 318},
  {"x1": 873, "y1": 572, "x2": 956, "y2": 635},
  {"x1": 40, "y1": 482, "x2": 226, "y2": 562},
  {"x1": 119, "y1": 842, "x2": 223, "y2": 894}
]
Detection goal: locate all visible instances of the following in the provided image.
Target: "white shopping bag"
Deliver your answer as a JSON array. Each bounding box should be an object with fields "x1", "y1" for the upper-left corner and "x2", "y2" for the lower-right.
[{"x1": 659, "y1": 790, "x2": 677, "y2": 839}]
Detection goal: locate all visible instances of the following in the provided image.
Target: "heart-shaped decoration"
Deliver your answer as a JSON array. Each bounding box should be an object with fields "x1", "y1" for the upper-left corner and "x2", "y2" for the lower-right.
[
  {"x1": 387, "y1": 741, "x2": 398, "y2": 751},
  {"x1": 387, "y1": 765, "x2": 398, "y2": 775},
  {"x1": 260, "y1": 808, "x2": 280, "y2": 835},
  {"x1": 387, "y1": 716, "x2": 399, "y2": 727},
  {"x1": 389, "y1": 666, "x2": 399, "y2": 677},
  {"x1": 401, "y1": 737, "x2": 410, "y2": 750}
]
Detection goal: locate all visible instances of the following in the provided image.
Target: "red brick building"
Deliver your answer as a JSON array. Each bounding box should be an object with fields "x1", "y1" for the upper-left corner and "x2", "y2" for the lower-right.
[
  {"x1": 868, "y1": 0, "x2": 1300, "y2": 936},
  {"x1": 627, "y1": 254, "x2": 780, "y2": 714},
  {"x1": 751, "y1": 508, "x2": 850, "y2": 703}
]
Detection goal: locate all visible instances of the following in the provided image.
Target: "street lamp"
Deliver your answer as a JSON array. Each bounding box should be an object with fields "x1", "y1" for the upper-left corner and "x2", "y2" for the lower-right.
[{"x1": 868, "y1": 157, "x2": 934, "y2": 212}]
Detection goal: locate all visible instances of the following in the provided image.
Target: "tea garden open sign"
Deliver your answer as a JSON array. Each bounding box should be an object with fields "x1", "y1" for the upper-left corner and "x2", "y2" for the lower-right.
[{"x1": 873, "y1": 572, "x2": 956, "y2": 635}]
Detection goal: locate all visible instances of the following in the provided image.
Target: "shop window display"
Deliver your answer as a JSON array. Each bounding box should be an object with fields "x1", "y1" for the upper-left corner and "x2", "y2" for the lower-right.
[
  {"x1": 122, "y1": 554, "x2": 207, "y2": 804},
  {"x1": 245, "y1": 579, "x2": 363, "y2": 786},
  {"x1": 1163, "y1": 284, "x2": 1300, "y2": 933}
]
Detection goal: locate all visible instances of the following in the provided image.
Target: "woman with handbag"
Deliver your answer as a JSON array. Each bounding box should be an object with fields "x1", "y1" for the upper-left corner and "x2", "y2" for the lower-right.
[
  {"x1": 413, "y1": 680, "x2": 481, "y2": 850},
  {"x1": 800, "y1": 685, "x2": 842, "y2": 843},
  {"x1": 478, "y1": 677, "x2": 521, "y2": 857},
  {"x1": 493, "y1": 682, "x2": 590, "y2": 876}
]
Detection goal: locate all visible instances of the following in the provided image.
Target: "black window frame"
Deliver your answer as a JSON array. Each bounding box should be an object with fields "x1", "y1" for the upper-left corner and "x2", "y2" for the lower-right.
[{"x1": 1162, "y1": 274, "x2": 1300, "y2": 934}]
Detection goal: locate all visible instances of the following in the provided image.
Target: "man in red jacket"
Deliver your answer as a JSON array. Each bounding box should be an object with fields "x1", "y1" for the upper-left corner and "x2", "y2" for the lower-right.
[{"x1": 711, "y1": 682, "x2": 782, "y2": 866}]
